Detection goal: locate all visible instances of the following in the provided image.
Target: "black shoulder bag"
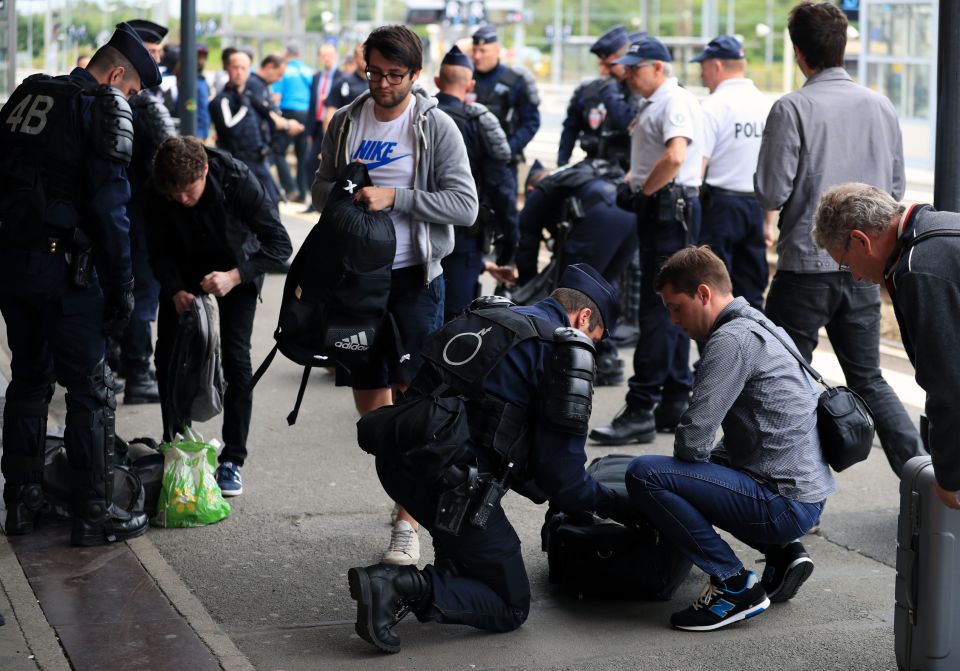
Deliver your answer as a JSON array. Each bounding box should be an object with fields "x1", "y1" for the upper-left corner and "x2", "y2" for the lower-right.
[{"x1": 734, "y1": 314, "x2": 876, "y2": 472}]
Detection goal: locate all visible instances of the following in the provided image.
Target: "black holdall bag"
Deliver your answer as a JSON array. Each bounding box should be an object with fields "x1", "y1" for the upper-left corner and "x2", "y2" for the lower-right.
[
  {"x1": 728, "y1": 313, "x2": 876, "y2": 472},
  {"x1": 542, "y1": 454, "x2": 693, "y2": 600},
  {"x1": 249, "y1": 162, "x2": 397, "y2": 424}
]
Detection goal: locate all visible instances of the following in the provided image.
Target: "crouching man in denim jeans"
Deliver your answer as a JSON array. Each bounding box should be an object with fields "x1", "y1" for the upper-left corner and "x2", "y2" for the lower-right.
[{"x1": 626, "y1": 246, "x2": 836, "y2": 631}]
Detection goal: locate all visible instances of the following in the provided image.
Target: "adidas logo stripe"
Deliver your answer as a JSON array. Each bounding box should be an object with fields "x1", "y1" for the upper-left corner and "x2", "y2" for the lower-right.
[{"x1": 334, "y1": 331, "x2": 369, "y2": 351}]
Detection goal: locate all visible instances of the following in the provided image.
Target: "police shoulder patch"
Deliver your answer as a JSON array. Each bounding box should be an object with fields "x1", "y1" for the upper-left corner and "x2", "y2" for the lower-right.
[{"x1": 670, "y1": 111, "x2": 686, "y2": 127}]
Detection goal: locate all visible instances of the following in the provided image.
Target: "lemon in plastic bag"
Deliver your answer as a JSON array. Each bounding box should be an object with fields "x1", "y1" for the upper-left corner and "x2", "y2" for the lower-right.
[{"x1": 152, "y1": 428, "x2": 231, "y2": 528}]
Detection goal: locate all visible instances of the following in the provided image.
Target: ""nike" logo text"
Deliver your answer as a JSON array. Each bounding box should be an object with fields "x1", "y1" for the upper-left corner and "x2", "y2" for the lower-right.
[{"x1": 351, "y1": 139, "x2": 411, "y2": 170}]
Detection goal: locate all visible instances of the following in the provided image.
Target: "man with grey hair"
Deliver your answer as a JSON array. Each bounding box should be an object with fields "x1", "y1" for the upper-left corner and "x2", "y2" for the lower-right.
[
  {"x1": 754, "y1": 1, "x2": 923, "y2": 476},
  {"x1": 814, "y1": 183, "x2": 957, "y2": 508}
]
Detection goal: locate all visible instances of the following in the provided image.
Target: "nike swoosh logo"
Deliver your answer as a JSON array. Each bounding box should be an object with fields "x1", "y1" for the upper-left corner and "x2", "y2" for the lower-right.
[{"x1": 363, "y1": 153, "x2": 411, "y2": 170}]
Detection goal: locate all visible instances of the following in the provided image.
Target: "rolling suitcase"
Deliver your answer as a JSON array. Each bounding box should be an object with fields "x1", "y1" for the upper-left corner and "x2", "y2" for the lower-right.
[
  {"x1": 542, "y1": 454, "x2": 692, "y2": 599},
  {"x1": 895, "y1": 455, "x2": 960, "y2": 670}
]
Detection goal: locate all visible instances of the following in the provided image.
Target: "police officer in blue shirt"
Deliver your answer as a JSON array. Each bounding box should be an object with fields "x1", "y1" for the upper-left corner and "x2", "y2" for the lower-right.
[
  {"x1": 558, "y1": 25, "x2": 640, "y2": 169},
  {"x1": 121, "y1": 19, "x2": 177, "y2": 404},
  {"x1": 471, "y1": 25, "x2": 542, "y2": 267},
  {"x1": 0, "y1": 23, "x2": 161, "y2": 546},
  {"x1": 435, "y1": 46, "x2": 513, "y2": 320},
  {"x1": 590, "y1": 36, "x2": 705, "y2": 446},
  {"x1": 348, "y1": 264, "x2": 633, "y2": 653},
  {"x1": 693, "y1": 36, "x2": 773, "y2": 310}
]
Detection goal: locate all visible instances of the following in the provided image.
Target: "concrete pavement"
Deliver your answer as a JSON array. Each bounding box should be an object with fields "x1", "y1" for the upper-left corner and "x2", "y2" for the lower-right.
[{"x1": 0, "y1": 204, "x2": 912, "y2": 671}]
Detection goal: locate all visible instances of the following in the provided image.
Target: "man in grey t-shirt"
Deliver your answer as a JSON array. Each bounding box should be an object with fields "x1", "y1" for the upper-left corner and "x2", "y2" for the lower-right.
[
  {"x1": 754, "y1": 2, "x2": 923, "y2": 476},
  {"x1": 626, "y1": 247, "x2": 835, "y2": 632}
]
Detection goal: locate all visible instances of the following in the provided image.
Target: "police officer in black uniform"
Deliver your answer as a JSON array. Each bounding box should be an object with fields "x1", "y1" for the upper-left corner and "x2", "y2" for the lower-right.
[
  {"x1": 558, "y1": 25, "x2": 640, "y2": 169},
  {"x1": 471, "y1": 26, "x2": 541, "y2": 269},
  {"x1": 120, "y1": 19, "x2": 177, "y2": 404},
  {"x1": 435, "y1": 46, "x2": 513, "y2": 320},
  {"x1": 0, "y1": 23, "x2": 161, "y2": 545},
  {"x1": 347, "y1": 264, "x2": 632, "y2": 653},
  {"x1": 517, "y1": 159, "x2": 637, "y2": 385},
  {"x1": 210, "y1": 50, "x2": 281, "y2": 204}
]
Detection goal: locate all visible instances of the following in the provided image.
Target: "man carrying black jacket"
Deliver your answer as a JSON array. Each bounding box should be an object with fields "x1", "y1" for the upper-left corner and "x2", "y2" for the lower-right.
[{"x1": 144, "y1": 137, "x2": 292, "y2": 497}]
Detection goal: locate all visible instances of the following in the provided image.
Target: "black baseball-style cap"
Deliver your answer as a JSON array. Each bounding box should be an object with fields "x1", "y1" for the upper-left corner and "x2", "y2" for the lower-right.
[
  {"x1": 590, "y1": 25, "x2": 629, "y2": 58},
  {"x1": 691, "y1": 35, "x2": 746, "y2": 62},
  {"x1": 472, "y1": 25, "x2": 498, "y2": 45},
  {"x1": 612, "y1": 36, "x2": 673, "y2": 65}
]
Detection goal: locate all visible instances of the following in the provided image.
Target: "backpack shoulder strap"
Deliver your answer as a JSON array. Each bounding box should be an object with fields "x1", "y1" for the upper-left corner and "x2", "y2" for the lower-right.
[{"x1": 713, "y1": 310, "x2": 827, "y2": 388}]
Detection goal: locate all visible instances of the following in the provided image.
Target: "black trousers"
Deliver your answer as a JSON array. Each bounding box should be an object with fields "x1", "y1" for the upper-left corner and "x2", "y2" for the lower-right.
[
  {"x1": 376, "y1": 450, "x2": 530, "y2": 633},
  {"x1": 155, "y1": 283, "x2": 258, "y2": 465},
  {"x1": 0, "y1": 250, "x2": 106, "y2": 487}
]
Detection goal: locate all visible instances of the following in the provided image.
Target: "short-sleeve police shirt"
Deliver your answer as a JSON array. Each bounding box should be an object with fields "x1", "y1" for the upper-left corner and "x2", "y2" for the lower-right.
[
  {"x1": 629, "y1": 77, "x2": 703, "y2": 189},
  {"x1": 701, "y1": 78, "x2": 772, "y2": 193}
]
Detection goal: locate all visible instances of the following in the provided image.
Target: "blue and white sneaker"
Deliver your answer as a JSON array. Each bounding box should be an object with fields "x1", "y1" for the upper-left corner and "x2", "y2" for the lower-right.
[
  {"x1": 670, "y1": 571, "x2": 769, "y2": 631},
  {"x1": 215, "y1": 461, "x2": 243, "y2": 497}
]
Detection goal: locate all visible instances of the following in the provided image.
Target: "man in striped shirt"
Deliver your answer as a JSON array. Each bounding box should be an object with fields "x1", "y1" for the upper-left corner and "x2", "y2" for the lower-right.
[{"x1": 625, "y1": 247, "x2": 835, "y2": 632}]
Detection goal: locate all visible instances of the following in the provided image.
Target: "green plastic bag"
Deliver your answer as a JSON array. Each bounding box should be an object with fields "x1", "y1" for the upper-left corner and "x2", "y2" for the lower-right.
[{"x1": 151, "y1": 428, "x2": 231, "y2": 528}]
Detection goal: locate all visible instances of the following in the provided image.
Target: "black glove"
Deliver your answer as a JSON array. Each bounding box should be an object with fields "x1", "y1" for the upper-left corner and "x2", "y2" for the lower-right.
[
  {"x1": 600, "y1": 490, "x2": 639, "y2": 528},
  {"x1": 102, "y1": 279, "x2": 135, "y2": 339},
  {"x1": 615, "y1": 182, "x2": 635, "y2": 212}
]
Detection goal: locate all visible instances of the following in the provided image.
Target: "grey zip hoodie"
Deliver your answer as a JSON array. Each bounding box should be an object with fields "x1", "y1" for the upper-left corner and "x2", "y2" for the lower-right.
[{"x1": 310, "y1": 86, "x2": 479, "y2": 283}]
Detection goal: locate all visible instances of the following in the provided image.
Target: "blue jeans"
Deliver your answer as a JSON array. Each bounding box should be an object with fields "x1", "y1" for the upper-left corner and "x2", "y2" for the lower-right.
[
  {"x1": 765, "y1": 271, "x2": 923, "y2": 475},
  {"x1": 441, "y1": 249, "x2": 484, "y2": 322},
  {"x1": 626, "y1": 455, "x2": 824, "y2": 582}
]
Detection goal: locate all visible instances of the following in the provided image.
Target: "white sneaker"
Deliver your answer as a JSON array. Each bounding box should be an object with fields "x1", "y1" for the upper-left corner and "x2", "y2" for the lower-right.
[{"x1": 382, "y1": 520, "x2": 420, "y2": 566}]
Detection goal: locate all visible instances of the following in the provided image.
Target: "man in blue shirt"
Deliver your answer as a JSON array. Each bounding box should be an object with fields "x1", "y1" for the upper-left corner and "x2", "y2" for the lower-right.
[
  {"x1": 626, "y1": 247, "x2": 834, "y2": 631},
  {"x1": 273, "y1": 42, "x2": 313, "y2": 202}
]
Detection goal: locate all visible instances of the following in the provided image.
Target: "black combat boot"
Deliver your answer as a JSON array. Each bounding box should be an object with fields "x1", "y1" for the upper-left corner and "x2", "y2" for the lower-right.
[
  {"x1": 2, "y1": 393, "x2": 51, "y2": 535},
  {"x1": 123, "y1": 370, "x2": 160, "y2": 405},
  {"x1": 69, "y1": 359, "x2": 148, "y2": 546},
  {"x1": 654, "y1": 398, "x2": 690, "y2": 432},
  {"x1": 348, "y1": 563, "x2": 431, "y2": 653},
  {"x1": 3, "y1": 484, "x2": 45, "y2": 535},
  {"x1": 71, "y1": 498, "x2": 148, "y2": 546},
  {"x1": 594, "y1": 339, "x2": 624, "y2": 386},
  {"x1": 588, "y1": 405, "x2": 656, "y2": 445}
]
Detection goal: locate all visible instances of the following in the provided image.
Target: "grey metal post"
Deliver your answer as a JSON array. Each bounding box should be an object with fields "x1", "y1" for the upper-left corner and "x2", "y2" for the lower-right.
[
  {"x1": 6, "y1": 0, "x2": 16, "y2": 95},
  {"x1": 934, "y1": 0, "x2": 960, "y2": 211},
  {"x1": 179, "y1": 0, "x2": 197, "y2": 137}
]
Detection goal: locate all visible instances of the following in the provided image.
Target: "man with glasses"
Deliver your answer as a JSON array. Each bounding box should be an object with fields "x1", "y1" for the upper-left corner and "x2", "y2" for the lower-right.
[
  {"x1": 814, "y1": 183, "x2": 959, "y2": 508},
  {"x1": 589, "y1": 35, "x2": 705, "y2": 447},
  {"x1": 558, "y1": 25, "x2": 641, "y2": 170},
  {"x1": 755, "y1": 2, "x2": 923, "y2": 476},
  {"x1": 310, "y1": 25, "x2": 478, "y2": 567},
  {"x1": 0, "y1": 23, "x2": 160, "y2": 545}
]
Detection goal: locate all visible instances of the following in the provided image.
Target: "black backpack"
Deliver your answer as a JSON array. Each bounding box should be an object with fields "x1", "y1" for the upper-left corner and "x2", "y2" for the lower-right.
[{"x1": 250, "y1": 162, "x2": 397, "y2": 424}]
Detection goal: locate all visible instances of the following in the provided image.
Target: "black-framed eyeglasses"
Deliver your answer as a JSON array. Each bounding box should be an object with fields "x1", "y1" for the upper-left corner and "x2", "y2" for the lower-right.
[
  {"x1": 625, "y1": 61, "x2": 654, "y2": 71},
  {"x1": 365, "y1": 68, "x2": 413, "y2": 85},
  {"x1": 838, "y1": 239, "x2": 851, "y2": 272}
]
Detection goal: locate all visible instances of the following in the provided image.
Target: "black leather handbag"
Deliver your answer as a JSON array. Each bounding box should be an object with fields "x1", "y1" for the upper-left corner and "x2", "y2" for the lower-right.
[{"x1": 737, "y1": 314, "x2": 876, "y2": 472}]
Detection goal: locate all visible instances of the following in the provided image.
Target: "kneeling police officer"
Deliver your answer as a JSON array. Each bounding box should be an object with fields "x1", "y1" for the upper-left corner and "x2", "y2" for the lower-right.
[
  {"x1": 0, "y1": 24, "x2": 161, "y2": 545},
  {"x1": 349, "y1": 263, "x2": 630, "y2": 653}
]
